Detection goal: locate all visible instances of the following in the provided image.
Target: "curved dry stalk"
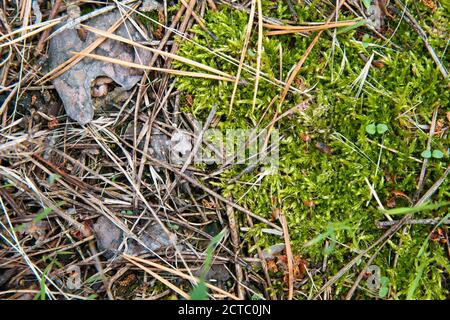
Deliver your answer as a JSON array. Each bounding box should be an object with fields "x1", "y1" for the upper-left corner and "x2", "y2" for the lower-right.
[
  {"x1": 73, "y1": 52, "x2": 235, "y2": 82},
  {"x1": 228, "y1": 0, "x2": 256, "y2": 115},
  {"x1": 279, "y1": 212, "x2": 294, "y2": 300},
  {"x1": 251, "y1": 0, "x2": 263, "y2": 112}
]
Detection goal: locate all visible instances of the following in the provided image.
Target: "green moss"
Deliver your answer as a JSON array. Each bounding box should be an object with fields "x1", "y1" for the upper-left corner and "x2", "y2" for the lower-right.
[{"x1": 173, "y1": 2, "x2": 449, "y2": 299}]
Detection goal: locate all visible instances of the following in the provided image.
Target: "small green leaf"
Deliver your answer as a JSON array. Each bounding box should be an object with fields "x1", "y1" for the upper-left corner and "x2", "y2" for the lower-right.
[
  {"x1": 34, "y1": 201, "x2": 65, "y2": 223},
  {"x1": 34, "y1": 274, "x2": 47, "y2": 300},
  {"x1": 380, "y1": 276, "x2": 389, "y2": 286},
  {"x1": 407, "y1": 258, "x2": 428, "y2": 299},
  {"x1": 379, "y1": 286, "x2": 389, "y2": 298},
  {"x1": 201, "y1": 229, "x2": 227, "y2": 275},
  {"x1": 14, "y1": 223, "x2": 27, "y2": 233},
  {"x1": 376, "y1": 123, "x2": 388, "y2": 134},
  {"x1": 336, "y1": 19, "x2": 368, "y2": 35},
  {"x1": 189, "y1": 280, "x2": 208, "y2": 300},
  {"x1": 365, "y1": 123, "x2": 376, "y2": 135},
  {"x1": 86, "y1": 275, "x2": 102, "y2": 285},
  {"x1": 362, "y1": 0, "x2": 372, "y2": 9},
  {"x1": 34, "y1": 207, "x2": 53, "y2": 223},
  {"x1": 168, "y1": 223, "x2": 180, "y2": 231},
  {"x1": 432, "y1": 149, "x2": 444, "y2": 159},
  {"x1": 251, "y1": 293, "x2": 264, "y2": 300},
  {"x1": 304, "y1": 232, "x2": 328, "y2": 247},
  {"x1": 421, "y1": 150, "x2": 432, "y2": 159},
  {"x1": 383, "y1": 201, "x2": 450, "y2": 215},
  {"x1": 362, "y1": 34, "x2": 371, "y2": 48},
  {"x1": 47, "y1": 174, "x2": 60, "y2": 185}
]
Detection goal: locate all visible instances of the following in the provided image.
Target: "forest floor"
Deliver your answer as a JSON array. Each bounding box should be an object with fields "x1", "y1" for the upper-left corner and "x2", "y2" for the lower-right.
[{"x1": 0, "y1": 0, "x2": 449, "y2": 300}]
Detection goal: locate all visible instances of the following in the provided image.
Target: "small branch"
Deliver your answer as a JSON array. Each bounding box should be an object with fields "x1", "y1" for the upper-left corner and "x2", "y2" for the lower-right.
[
  {"x1": 206, "y1": 0, "x2": 218, "y2": 11},
  {"x1": 416, "y1": 165, "x2": 450, "y2": 206},
  {"x1": 377, "y1": 218, "x2": 450, "y2": 228},
  {"x1": 413, "y1": 106, "x2": 439, "y2": 203},
  {"x1": 279, "y1": 211, "x2": 294, "y2": 300},
  {"x1": 226, "y1": 198, "x2": 246, "y2": 299}
]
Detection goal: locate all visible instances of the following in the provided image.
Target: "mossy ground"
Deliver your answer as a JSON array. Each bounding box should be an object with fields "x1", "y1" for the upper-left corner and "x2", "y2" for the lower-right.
[{"x1": 174, "y1": 1, "x2": 449, "y2": 299}]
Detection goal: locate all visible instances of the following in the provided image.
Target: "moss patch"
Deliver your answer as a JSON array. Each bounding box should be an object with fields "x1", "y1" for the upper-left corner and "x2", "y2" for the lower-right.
[{"x1": 174, "y1": 1, "x2": 449, "y2": 299}]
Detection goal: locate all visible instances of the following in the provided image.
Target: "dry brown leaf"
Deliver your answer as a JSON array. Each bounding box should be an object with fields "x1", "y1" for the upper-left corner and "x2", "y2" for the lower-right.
[
  {"x1": 202, "y1": 199, "x2": 217, "y2": 209},
  {"x1": 278, "y1": 255, "x2": 307, "y2": 284},
  {"x1": 303, "y1": 200, "x2": 316, "y2": 207},
  {"x1": 300, "y1": 133, "x2": 311, "y2": 142},
  {"x1": 386, "y1": 196, "x2": 396, "y2": 208},
  {"x1": 421, "y1": 0, "x2": 437, "y2": 11},
  {"x1": 271, "y1": 208, "x2": 281, "y2": 221},
  {"x1": 435, "y1": 119, "x2": 444, "y2": 135},
  {"x1": 430, "y1": 228, "x2": 447, "y2": 244},
  {"x1": 267, "y1": 259, "x2": 279, "y2": 273},
  {"x1": 47, "y1": 10, "x2": 151, "y2": 124}
]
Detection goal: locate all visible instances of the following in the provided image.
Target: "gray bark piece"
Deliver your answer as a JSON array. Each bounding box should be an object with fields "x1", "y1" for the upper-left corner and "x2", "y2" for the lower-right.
[{"x1": 48, "y1": 10, "x2": 151, "y2": 124}]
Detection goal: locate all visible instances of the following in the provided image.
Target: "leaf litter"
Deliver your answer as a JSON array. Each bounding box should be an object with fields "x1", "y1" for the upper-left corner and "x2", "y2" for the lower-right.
[{"x1": 47, "y1": 9, "x2": 151, "y2": 124}]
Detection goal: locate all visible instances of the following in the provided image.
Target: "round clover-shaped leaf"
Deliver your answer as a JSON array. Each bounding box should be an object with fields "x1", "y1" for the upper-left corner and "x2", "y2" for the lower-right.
[
  {"x1": 421, "y1": 150, "x2": 432, "y2": 159},
  {"x1": 378, "y1": 277, "x2": 390, "y2": 298},
  {"x1": 432, "y1": 150, "x2": 444, "y2": 159},
  {"x1": 379, "y1": 286, "x2": 389, "y2": 298},
  {"x1": 365, "y1": 123, "x2": 376, "y2": 135},
  {"x1": 362, "y1": 34, "x2": 371, "y2": 48},
  {"x1": 376, "y1": 123, "x2": 388, "y2": 134}
]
